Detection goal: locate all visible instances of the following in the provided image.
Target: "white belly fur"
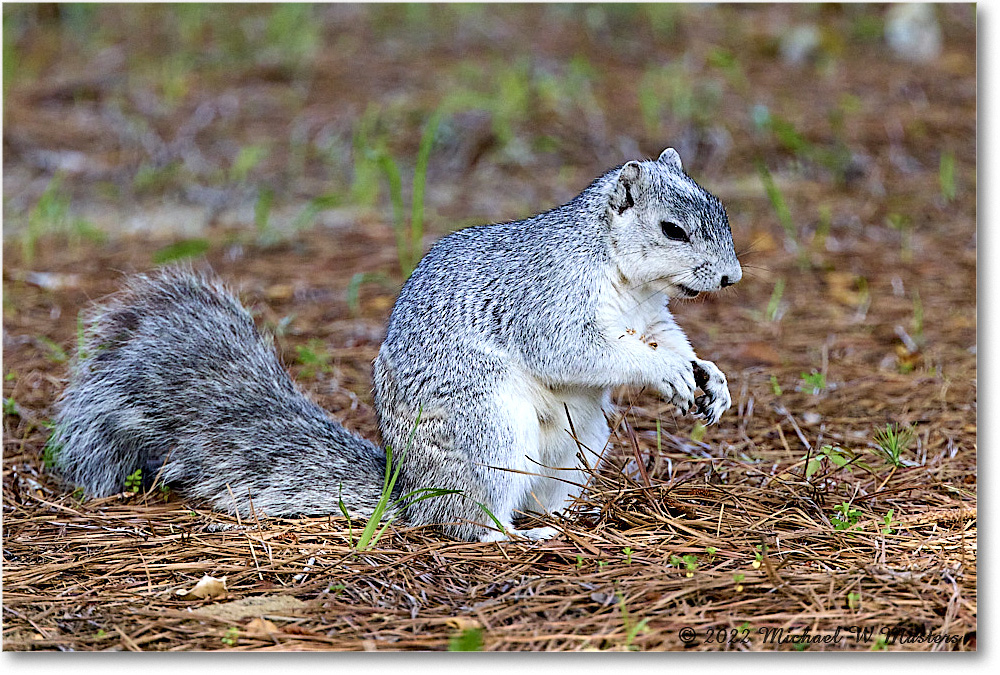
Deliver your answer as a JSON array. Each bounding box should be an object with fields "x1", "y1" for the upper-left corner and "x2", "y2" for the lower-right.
[{"x1": 496, "y1": 368, "x2": 611, "y2": 516}]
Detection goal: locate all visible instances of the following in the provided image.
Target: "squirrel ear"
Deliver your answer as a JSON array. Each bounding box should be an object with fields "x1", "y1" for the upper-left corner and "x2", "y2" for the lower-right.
[
  {"x1": 611, "y1": 161, "x2": 643, "y2": 215},
  {"x1": 657, "y1": 147, "x2": 683, "y2": 172}
]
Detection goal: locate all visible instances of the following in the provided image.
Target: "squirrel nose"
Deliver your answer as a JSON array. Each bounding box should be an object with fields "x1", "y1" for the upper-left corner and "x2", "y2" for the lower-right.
[{"x1": 720, "y1": 267, "x2": 742, "y2": 288}]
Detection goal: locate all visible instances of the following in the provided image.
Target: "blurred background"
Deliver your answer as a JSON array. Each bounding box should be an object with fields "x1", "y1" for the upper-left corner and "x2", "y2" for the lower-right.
[{"x1": 2, "y1": 3, "x2": 975, "y2": 248}]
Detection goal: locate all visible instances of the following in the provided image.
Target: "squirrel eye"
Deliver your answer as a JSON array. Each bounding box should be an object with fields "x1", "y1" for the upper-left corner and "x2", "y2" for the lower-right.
[{"x1": 660, "y1": 221, "x2": 689, "y2": 242}]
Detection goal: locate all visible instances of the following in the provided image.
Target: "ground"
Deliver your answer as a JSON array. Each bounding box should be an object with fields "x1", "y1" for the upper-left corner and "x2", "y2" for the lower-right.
[{"x1": 2, "y1": 4, "x2": 976, "y2": 651}]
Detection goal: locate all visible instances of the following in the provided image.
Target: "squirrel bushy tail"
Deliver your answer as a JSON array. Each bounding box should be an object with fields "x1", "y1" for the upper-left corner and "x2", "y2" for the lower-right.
[{"x1": 53, "y1": 267, "x2": 395, "y2": 518}]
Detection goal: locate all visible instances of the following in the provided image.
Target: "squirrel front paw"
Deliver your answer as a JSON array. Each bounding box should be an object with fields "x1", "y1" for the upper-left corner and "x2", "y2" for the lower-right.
[
  {"x1": 658, "y1": 357, "x2": 697, "y2": 414},
  {"x1": 691, "y1": 359, "x2": 732, "y2": 425}
]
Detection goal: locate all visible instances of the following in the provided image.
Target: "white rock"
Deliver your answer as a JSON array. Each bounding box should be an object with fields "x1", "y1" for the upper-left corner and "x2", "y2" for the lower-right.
[
  {"x1": 885, "y1": 4, "x2": 942, "y2": 63},
  {"x1": 781, "y1": 24, "x2": 821, "y2": 66}
]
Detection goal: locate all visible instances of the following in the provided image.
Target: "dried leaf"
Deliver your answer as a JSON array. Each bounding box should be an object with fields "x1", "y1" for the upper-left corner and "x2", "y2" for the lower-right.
[
  {"x1": 245, "y1": 617, "x2": 278, "y2": 635},
  {"x1": 825, "y1": 271, "x2": 863, "y2": 306},
  {"x1": 445, "y1": 617, "x2": 481, "y2": 631},
  {"x1": 176, "y1": 574, "x2": 228, "y2": 599}
]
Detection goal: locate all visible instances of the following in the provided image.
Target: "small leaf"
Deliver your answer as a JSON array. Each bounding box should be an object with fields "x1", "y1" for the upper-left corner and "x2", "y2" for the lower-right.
[
  {"x1": 176, "y1": 574, "x2": 228, "y2": 599},
  {"x1": 245, "y1": 617, "x2": 278, "y2": 635}
]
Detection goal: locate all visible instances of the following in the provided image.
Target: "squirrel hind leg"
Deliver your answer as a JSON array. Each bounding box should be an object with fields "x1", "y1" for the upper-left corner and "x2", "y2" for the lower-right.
[{"x1": 387, "y1": 388, "x2": 542, "y2": 542}]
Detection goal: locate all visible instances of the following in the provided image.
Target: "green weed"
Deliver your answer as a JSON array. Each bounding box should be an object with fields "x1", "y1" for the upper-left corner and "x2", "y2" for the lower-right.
[
  {"x1": 690, "y1": 421, "x2": 707, "y2": 443},
  {"x1": 617, "y1": 593, "x2": 650, "y2": 651},
  {"x1": 294, "y1": 339, "x2": 332, "y2": 378},
  {"x1": 263, "y1": 3, "x2": 320, "y2": 70},
  {"x1": 939, "y1": 150, "x2": 956, "y2": 203},
  {"x1": 3, "y1": 397, "x2": 18, "y2": 416},
  {"x1": 850, "y1": 12, "x2": 884, "y2": 43},
  {"x1": 799, "y1": 370, "x2": 826, "y2": 395},
  {"x1": 42, "y1": 435, "x2": 62, "y2": 470},
  {"x1": 669, "y1": 553, "x2": 699, "y2": 577},
  {"x1": 475, "y1": 501, "x2": 509, "y2": 536},
  {"x1": 289, "y1": 193, "x2": 342, "y2": 231},
  {"x1": 221, "y1": 626, "x2": 239, "y2": 647},
  {"x1": 3, "y1": 10, "x2": 22, "y2": 103},
  {"x1": 153, "y1": 239, "x2": 210, "y2": 264},
  {"x1": 345, "y1": 271, "x2": 392, "y2": 315},
  {"x1": 22, "y1": 174, "x2": 103, "y2": 262},
  {"x1": 766, "y1": 115, "x2": 811, "y2": 157},
  {"x1": 76, "y1": 311, "x2": 88, "y2": 362},
  {"x1": 37, "y1": 336, "x2": 68, "y2": 363},
  {"x1": 637, "y1": 63, "x2": 721, "y2": 135},
  {"x1": 230, "y1": 145, "x2": 268, "y2": 183},
  {"x1": 755, "y1": 106, "x2": 856, "y2": 184},
  {"x1": 831, "y1": 502, "x2": 862, "y2": 531},
  {"x1": 340, "y1": 409, "x2": 461, "y2": 551},
  {"x1": 881, "y1": 509, "x2": 896, "y2": 535},
  {"x1": 755, "y1": 161, "x2": 800, "y2": 261},
  {"x1": 805, "y1": 444, "x2": 870, "y2": 479},
  {"x1": 133, "y1": 162, "x2": 181, "y2": 195},
  {"x1": 409, "y1": 111, "x2": 441, "y2": 268},
  {"x1": 622, "y1": 547, "x2": 633, "y2": 565},
  {"x1": 448, "y1": 627, "x2": 484, "y2": 651},
  {"x1": 886, "y1": 212, "x2": 913, "y2": 262},
  {"x1": 872, "y1": 423, "x2": 915, "y2": 468},
  {"x1": 158, "y1": 53, "x2": 192, "y2": 108},
  {"x1": 375, "y1": 112, "x2": 443, "y2": 277},
  {"x1": 707, "y1": 47, "x2": 748, "y2": 95},
  {"x1": 254, "y1": 187, "x2": 274, "y2": 239},
  {"x1": 911, "y1": 290, "x2": 924, "y2": 347},
  {"x1": 813, "y1": 204, "x2": 832, "y2": 250},
  {"x1": 494, "y1": 59, "x2": 533, "y2": 146},
  {"x1": 124, "y1": 468, "x2": 143, "y2": 494},
  {"x1": 807, "y1": 445, "x2": 838, "y2": 478},
  {"x1": 769, "y1": 374, "x2": 783, "y2": 396},
  {"x1": 642, "y1": 4, "x2": 680, "y2": 37},
  {"x1": 765, "y1": 278, "x2": 786, "y2": 322},
  {"x1": 536, "y1": 56, "x2": 601, "y2": 125},
  {"x1": 350, "y1": 105, "x2": 385, "y2": 207}
]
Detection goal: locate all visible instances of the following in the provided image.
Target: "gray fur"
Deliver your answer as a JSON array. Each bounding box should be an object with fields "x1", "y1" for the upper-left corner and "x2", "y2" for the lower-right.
[
  {"x1": 53, "y1": 267, "x2": 394, "y2": 519},
  {"x1": 53, "y1": 148, "x2": 740, "y2": 542}
]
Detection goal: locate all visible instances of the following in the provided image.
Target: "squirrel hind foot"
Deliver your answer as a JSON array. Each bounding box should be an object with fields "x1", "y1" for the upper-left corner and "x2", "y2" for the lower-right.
[{"x1": 479, "y1": 524, "x2": 560, "y2": 542}]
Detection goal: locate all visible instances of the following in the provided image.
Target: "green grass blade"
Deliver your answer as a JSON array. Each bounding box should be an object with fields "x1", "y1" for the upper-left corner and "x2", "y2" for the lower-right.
[
  {"x1": 477, "y1": 502, "x2": 505, "y2": 531},
  {"x1": 376, "y1": 152, "x2": 407, "y2": 274},
  {"x1": 410, "y1": 111, "x2": 442, "y2": 275},
  {"x1": 755, "y1": 159, "x2": 796, "y2": 246}
]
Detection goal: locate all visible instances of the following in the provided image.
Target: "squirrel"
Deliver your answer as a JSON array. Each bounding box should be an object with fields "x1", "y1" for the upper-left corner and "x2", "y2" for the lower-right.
[{"x1": 52, "y1": 147, "x2": 741, "y2": 542}]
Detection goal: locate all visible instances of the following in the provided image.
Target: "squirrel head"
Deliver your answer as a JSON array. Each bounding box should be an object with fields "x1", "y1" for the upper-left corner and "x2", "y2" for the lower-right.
[{"x1": 607, "y1": 148, "x2": 742, "y2": 298}]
